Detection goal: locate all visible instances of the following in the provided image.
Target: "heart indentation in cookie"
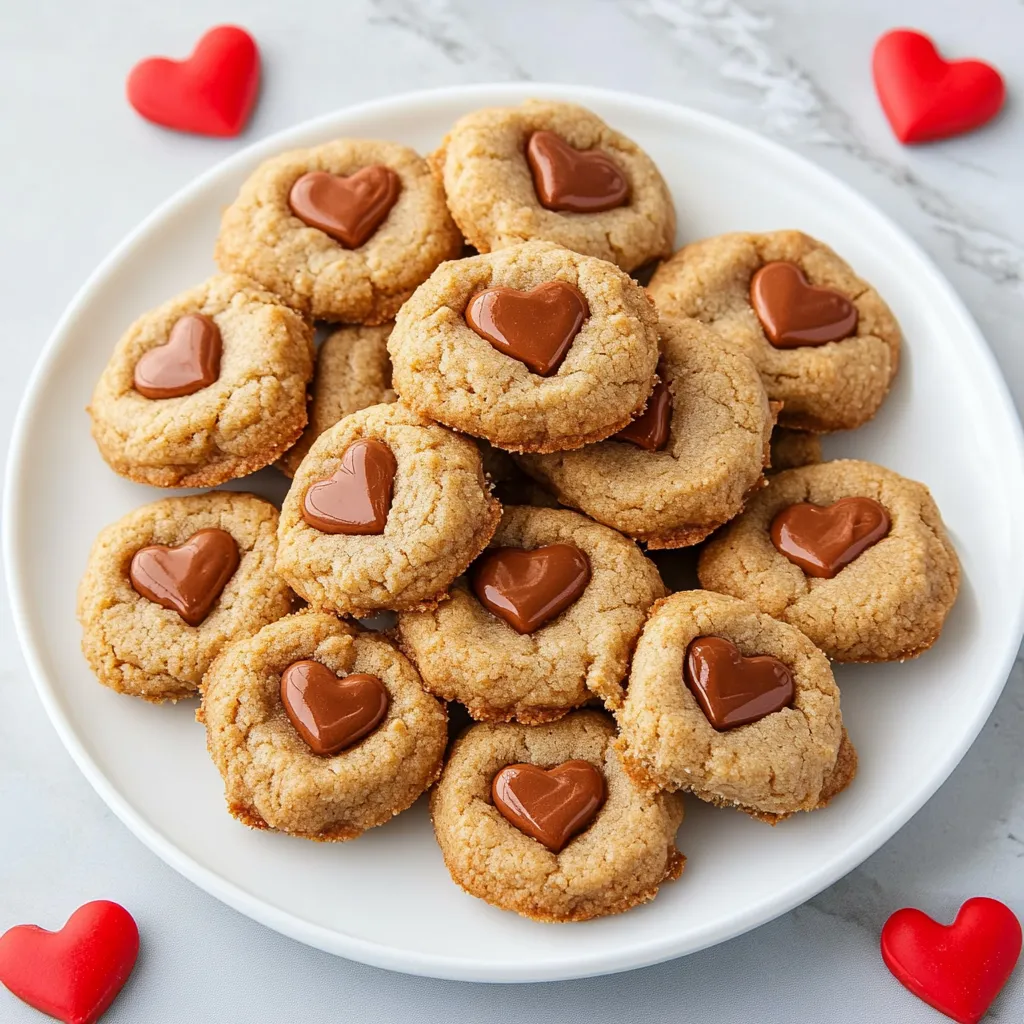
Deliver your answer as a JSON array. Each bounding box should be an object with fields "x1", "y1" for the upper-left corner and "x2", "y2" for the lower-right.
[
  {"x1": 471, "y1": 544, "x2": 591, "y2": 634},
  {"x1": 492, "y1": 760, "x2": 606, "y2": 853},
  {"x1": 614, "y1": 375, "x2": 672, "y2": 451},
  {"x1": 525, "y1": 131, "x2": 629, "y2": 213},
  {"x1": 129, "y1": 527, "x2": 240, "y2": 627},
  {"x1": 288, "y1": 166, "x2": 401, "y2": 248},
  {"x1": 302, "y1": 438, "x2": 397, "y2": 535},
  {"x1": 750, "y1": 262, "x2": 859, "y2": 348},
  {"x1": 771, "y1": 496, "x2": 890, "y2": 579},
  {"x1": 465, "y1": 282, "x2": 589, "y2": 376},
  {"x1": 685, "y1": 636, "x2": 794, "y2": 730},
  {"x1": 280, "y1": 660, "x2": 390, "y2": 756},
  {"x1": 133, "y1": 313, "x2": 222, "y2": 399}
]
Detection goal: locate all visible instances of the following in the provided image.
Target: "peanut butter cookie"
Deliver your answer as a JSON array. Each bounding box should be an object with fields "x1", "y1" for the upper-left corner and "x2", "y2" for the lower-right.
[
  {"x1": 89, "y1": 274, "x2": 314, "y2": 488},
  {"x1": 215, "y1": 139, "x2": 462, "y2": 323},
  {"x1": 697, "y1": 460, "x2": 960, "y2": 661},
  {"x1": 431, "y1": 711, "x2": 684, "y2": 922},
  {"x1": 398, "y1": 506, "x2": 665, "y2": 723},
  {"x1": 769, "y1": 427, "x2": 822, "y2": 472},
  {"x1": 388, "y1": 241, "x2": 660, "y2": 453},
  {"x1": 647, "y1": 231, "x2": 901, "y2": 432},
  {"x1": 202, "y1": 610, "x2": 447, "y2": 841}
]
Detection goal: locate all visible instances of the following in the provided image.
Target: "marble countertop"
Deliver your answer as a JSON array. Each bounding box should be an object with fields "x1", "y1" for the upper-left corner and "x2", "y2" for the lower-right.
[{"x1": 2, "y1": 1, "x2": 1022, "y2": 1020}]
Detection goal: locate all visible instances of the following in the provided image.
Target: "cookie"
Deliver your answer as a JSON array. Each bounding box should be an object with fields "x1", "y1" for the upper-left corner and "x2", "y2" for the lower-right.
[
  {"x1": 398, "y1": 506, "x2": 666, "y2": 723},
  {"x1": 769, "y1": 427, "x2": 822, "y2": 472},
  {"x1": 77, "y1": 493, "x2": 294, "y2": 702},
  {"x1": 429, "y1": 100, "x2": 675, "y2": 273},
  {"x1": 276, "y1": 402, "x2": 501, "y2": 616},
  {"x1": 201, "y1": 610, "x2": 447, "y2": 841},
  {"x1": 647, "y1": 231, "x2": 901, "y2": 432},
  {"x1": 388, "y1": 241, "x2": 660, "y2": 453},
  {"x1": 516, "y1": 317, "x2": 776, "y2": 548},
  {"x1": 697, "y1": 460, "x2": 960, "y2": 661},
  {"x1": 430, "y1": 711, "x2": 684, "y2": 922},
  {"x1": 616, "y1": 591, "x2": 854, "y2": 822},
  {"x1": 215, "y1": 139, "x2": 463, "y2": 323},
  {"x1": 279, "y1": 323, "x2": 396, "y2": 477},
  {"x1": 88, "y1": 274, "x2": 314, "y2": 488}
]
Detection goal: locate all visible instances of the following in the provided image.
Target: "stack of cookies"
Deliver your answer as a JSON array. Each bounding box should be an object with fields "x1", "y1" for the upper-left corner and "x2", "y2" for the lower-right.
[{"x1": 78, "y1": 99, "x2": 960, "y2": 924}]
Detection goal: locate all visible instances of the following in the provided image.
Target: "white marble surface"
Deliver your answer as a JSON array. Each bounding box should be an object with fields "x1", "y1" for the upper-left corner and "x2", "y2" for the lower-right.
[{"x1": 2, "y1": 0, "x2": 1023, "y2": 1020}]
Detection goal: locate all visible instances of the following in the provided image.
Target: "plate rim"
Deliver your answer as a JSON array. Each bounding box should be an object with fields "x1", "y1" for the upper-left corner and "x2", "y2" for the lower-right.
[{"x1": 6, "y1": 81, "x2": 1024, "y2": 983}]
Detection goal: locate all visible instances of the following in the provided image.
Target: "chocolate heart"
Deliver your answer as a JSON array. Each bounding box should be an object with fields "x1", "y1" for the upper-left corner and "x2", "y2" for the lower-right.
[
  {"x1": 614, "y1": 375, "x2": 672, "y2": 451},
  {"x1": 685, "y1": 636, "x2": 794, "y2": 730},
  {"x1": 750, "y1": 262, "x2": 859, "y2": 348},
  {"x1": 129, "y1": 527, "x2": 239, "y2": 627},
  {"x1": 302, "y1": 438, "x2": 397, "y2": 535},
  {"x1": 471, "y1": 544, "x2": 590, "y2": 634},
  {"x1": 280, "y1": 660, "x2": 389, "y2": 756},
  {"x1": 771, "y1": 496, "x2": 890, "y2": 579},
  {"x1": 465, "y1": 282, "x2": 589, "y2": 376},
  {"x1": 288, "y1": 166, "x2": 400, "y2": 248},
  {"x1": 525, "y1": 131, "x2": 629, "y2": 213},
  {"x1": 133, "y1": 313, "x2": 221, "y2": 399},
  {"x1": 491, "y1": 760, "x2": 606, "y2": 853}
]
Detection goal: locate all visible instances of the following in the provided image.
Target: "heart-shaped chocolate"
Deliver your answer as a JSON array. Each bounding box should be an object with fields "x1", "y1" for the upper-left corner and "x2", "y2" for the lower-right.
[
  {"x1": 614, "y1": 375, "x2": 673, "y2": 451},
  {"x1": 288, "y1": 166, "x2": 401, "y2": 249},
  {"x1": 280, "y1": 660, "x2": 389, "y2": 756},
  {"x1": 302, "y1": 438, "x2": 397, "y2": 535},
  {"x1": 133, "y1": 313, "x2": 221, "y2": 399},
  {"x1": 750, "y1": 262, "x2": 859, "y2": 348},
  {"x1": 129, "y1": 527, "x2": 240, "y2": 627},
  {"x1": 465, "y1": 282, "x2": 589, "y2": 376},
  {"x1": 492, "y1": 760, "x2": 606, "y2": 852},
  {"x1": 771, "y1": 496, "x2": 890, "y2": 579},
  {"x1": 685, "y1": 636, "x2": 794, "y2": 730},
  {"x1": 471, "y1": 544, "x2": 590, "y2": 634},
  {"x1": 525, "y1": 131, "x2": 629, "y2": 213}
]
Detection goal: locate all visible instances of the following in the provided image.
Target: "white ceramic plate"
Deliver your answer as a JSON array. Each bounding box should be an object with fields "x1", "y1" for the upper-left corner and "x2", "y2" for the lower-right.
[{"x1": 6, "y1": 84, "x2": 1024, "y2": 983}]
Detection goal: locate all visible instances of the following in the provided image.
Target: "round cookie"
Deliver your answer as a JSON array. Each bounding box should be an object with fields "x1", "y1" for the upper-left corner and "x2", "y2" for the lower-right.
[
  {"x1": 431, "y1": 711, "x2": 684, "y2": 922},
  {"x1": 697, "y1": 460, "x2": 960, "y2": 661},
  {"x1": 516, "y1": 317, "x2": 776, "y2": 548},
  {"x1": 398, "y1": 506, "x2": 666, "y2": 723},
  {"x1": 769, "y1": 427, "x2": 822, "y2": 473},
  {"x1": 279, "y1": 323, "x2": 396, "y2": 477},
  {"x1": 429, "y1": 99, "x2": 675, "y2": 273},
  {"x1": 77, "y1": 492, "x2": 295, "y2": 702},
  {"x1": 616, "y1": 591, "x2": 854, "y2": 822},
  {"x1": 89, "y1": 274, "x2": 314, "y2": 488},
  {"x1": 388, "y1": 241, "x2": 660, "y2": 453},
  {"x1": 647, "y1": 231, "x2": 901, "y2": 432},
  {"x1": 202, "y1": 611, "x2": 447, "y2": 841},
  {"x1": 276, "y1": 402, "x2": 501, "y2": 616},
  {"x1": 215, "y1": 139, "x2": 462, "y2": 324}
]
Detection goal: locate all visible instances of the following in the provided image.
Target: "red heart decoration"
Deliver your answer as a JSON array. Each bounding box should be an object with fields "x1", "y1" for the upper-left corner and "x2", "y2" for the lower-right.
[
  {"x1": 0, "y1": 901, "x2": 139, "y2": 1024},
  {"x1": 881, "y1": 897, "x2": 1022, "y2": 1024},
  {"x1": 872, "y1": 29, "x2": 1005, "y2": 144},
  {"x1": 126, "y1": 25, "x2": 260, "y2": 137}
]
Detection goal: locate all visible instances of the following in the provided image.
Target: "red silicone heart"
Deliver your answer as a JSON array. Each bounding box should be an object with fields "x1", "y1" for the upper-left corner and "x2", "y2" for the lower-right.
[
  {"x1": 881, "y1": 897, "x2": 1022, "y2": 1024},
  {"x1": 0, "y1": 901, "x2": 139, "y2": 1024},
  {"x1": 872, "y1": 29, "x2": 1005, "y2": 144},
  {"x1": 127, "y1": 25, "x2": 260, "y2": 137}
]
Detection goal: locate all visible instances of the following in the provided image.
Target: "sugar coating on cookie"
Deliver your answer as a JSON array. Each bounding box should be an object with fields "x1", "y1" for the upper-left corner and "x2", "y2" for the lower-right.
[
  {"x1": 431, "y1": 711, "x2": 684, "y2": 922},
  {"x1": 398, "y1": 506, "x2": 665, "y2": 723},
  {"x1": 769, "y1": 427, "x2": 823, "y2": 473},
  {"x1": 202, "y1": 611, "x2": 447, "y2": 840},
  {"x1": 88, "y1": 274, "x2": 314, "y2": 488},
  {"x1": 616, "y1": 591, "x2": 853, "y2": 821},
  {"x1": 77, "y1": 493, "x2": 294, "y2": 702},
  {"x1": 276, "y1": 401, "x2": 501, "y2": 616},
  {"x1": 647, "y1": 231, "x2": 901, "y2": 432},
  {"x1": 388, "y1": 241, "x2": 660, "y2": 453},
  {"x1": 429, "y1": 100, "x2": 676, "y2": 272},
  {"x1": 517, "y1": 317, "x2": 775, "y2": 548},
  {"x1": 697, "y1": 460, "x2": 960, "y2": 661},
  {"x1": 215, "y1": 139, "x2": 462, "y2": 324},
  {"x1": 279, "y1": 323, "x2": 396, "y2": 477}
]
